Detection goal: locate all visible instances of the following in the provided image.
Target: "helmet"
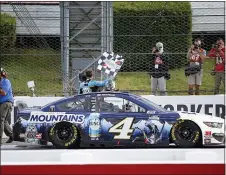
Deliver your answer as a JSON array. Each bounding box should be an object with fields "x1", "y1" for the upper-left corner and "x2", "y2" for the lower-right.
[{"x1": 0, "y1": 67, "x2": 6, "y2": 77}]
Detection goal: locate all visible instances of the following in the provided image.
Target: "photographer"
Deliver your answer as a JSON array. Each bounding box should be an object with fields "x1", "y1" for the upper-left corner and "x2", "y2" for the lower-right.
[
  {"x1": 150, "y1": 42, "x2": 170, "y2": 96},
  {"x1": 0, "y1": 68, "x2": 14, "y2": 145},
  {"x1": 186, "y1": 38, "x2": 206, "y2": 95},
  {"x1": 208, "y1": 38, "x2": 225, "y2": 95}
]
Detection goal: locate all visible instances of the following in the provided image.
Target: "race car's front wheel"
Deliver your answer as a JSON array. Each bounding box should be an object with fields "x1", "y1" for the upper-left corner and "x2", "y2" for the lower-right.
[
  {"x1": 49, "y1": 122, "x2": 80, "y2": 149},
  {"x1": 171, "y1": 120, "x2": 202, "y2": 148}
]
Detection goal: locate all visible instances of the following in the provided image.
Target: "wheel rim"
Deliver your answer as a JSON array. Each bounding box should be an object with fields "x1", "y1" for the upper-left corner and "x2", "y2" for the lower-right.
[
  {"x1": 56, "y1": 126, "x2": 74, "y2": 142},
  {"x1": 178, "y1": 126, "x2": 194, "y2": 141}
]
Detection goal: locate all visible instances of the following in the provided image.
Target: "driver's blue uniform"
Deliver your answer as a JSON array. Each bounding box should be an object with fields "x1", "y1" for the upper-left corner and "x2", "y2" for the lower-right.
[{"x1": 79, "y1": 79, "x2": 109, "y2": 94}]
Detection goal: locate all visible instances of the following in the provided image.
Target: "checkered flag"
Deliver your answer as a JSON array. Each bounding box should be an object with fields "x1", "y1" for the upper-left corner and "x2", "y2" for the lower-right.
[{"x1": 97, "y1": 52, "x2": 124, "y2": 78}]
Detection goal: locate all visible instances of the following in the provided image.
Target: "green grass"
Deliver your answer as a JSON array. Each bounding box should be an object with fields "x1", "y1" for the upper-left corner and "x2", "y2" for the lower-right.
[
  {"x1": 3, "y1": 49, "x2": 224, "y2": 96},
  {"x1": 4, "y1": 49, "x2": 62, "y2": 96},
  {"x1": 116, "y1": 59, "x2": 224, "y2": 95}
]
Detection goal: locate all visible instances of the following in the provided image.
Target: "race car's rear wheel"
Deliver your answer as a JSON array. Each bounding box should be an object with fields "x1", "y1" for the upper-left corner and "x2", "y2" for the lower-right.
[
  {"x1": 171, "y1": 120, "x2": 202, "y2": 148},
  {"x1": 13, "y1": 122, "x2": 25, "y2": 141},
  {"x1": 49, "y1": 122, "x2": 80, "y2": 149}
]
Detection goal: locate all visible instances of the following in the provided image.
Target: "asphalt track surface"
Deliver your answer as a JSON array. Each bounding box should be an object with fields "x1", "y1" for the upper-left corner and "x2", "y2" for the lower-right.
[
  {"x1": 1, "y1": 139, "x2": 53, "y2": 150},
  {"x1": 1, "y1": 138, "x2": 224, "y2": 150}
]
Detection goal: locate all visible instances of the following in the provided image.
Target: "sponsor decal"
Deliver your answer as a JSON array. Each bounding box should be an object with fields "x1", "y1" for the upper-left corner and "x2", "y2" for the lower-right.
[
  {"x1": 25, "y1": 125, "x2": 38, "y2": 143},
  {"x1": 88, "y1": 113, "x2": 101, "y2": 140},
  {"x1": 36, "y1": 133, "x2": 42, "y2": 139},
  {"x1": 26, "y1": 132, "x2": 36, "y2": 139},
  {"x1": 28, "y1": 112, "x2": 85, "y2": 124},
  {"x1": 159, "y1": 104, "x2": 225, "y2": 118},
  {"x1": 204, "y1": 131, "x2": 212, "y2": 139}
]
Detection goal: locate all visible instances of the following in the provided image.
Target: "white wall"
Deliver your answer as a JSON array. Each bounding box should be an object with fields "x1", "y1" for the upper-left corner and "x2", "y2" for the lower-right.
[{"x1": 191, "y1": 2, "x2": 225, "y2": 32}]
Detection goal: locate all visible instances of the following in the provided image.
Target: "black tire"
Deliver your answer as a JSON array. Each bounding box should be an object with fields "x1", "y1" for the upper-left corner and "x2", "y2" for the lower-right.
[
  {"x1": 13, "y1": 122, "x2": 23, "y2": 141},
  {"x1": 171, "y1": 120, "x2": 202, "y2": 148},
  {"x1": 48, "y1": 122, "x2": 80, "y2": 149},
  {"x1": 39, "y1": 140, "x2": 48, "y2": 146}
]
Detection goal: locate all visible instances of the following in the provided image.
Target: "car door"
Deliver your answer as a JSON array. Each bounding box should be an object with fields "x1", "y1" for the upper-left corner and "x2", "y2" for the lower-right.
[
  {"x1": 54, "y1": 95, "x2": 93, "y2": 135},
  {"x1": 95, "y1": 94, "x2": 148, "y2": 146}
]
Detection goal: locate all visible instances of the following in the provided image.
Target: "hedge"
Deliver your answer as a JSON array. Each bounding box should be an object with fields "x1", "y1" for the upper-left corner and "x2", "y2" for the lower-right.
[
  {"x1": 113, "y1": 2, "x2": 192, "y2": 71},
  {"x1": 0, "y1": 13, "x2": 16, "y2": 54}
]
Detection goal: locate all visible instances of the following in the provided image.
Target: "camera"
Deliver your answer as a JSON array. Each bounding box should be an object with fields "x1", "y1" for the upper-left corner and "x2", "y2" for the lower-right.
[
  {"x1": 194, "y1": 44, "x2": 200, "y2": 50},
  {"x1": 212, "y1": 44, "x2": 218, "y2": 48},
  {"x1": 154, "y1": 48, "x2": 160, "y2": 53}
]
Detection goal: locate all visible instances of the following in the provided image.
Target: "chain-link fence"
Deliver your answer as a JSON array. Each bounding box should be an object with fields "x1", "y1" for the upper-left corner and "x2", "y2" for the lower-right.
[
  {"x1": 0, "y1": 2, "x2": 62, "y2": 96},
  {"x1": 0, "y1": 1, "x2": 225, "y2": 96},
  {"x1": 112, "y1": 1, "x2": 225, "y2": 95}
]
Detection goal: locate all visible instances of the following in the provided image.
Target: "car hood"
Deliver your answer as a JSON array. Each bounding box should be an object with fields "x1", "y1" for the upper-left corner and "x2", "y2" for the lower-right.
[{"x1": 178, "y1": 111, "x2": 224, "y2": 123}]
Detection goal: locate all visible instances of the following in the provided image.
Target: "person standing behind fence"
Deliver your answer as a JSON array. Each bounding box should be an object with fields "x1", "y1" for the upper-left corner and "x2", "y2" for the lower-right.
[
  {"x1": 207, "y1": 38, "x2": 225, "y2": 95},
  {"x1": 186, "y1": 38, "x2": 206, "y2": 95},
  {"x1": 0, "y1": 68, "x2": 14, "y2": 145},
  {"x1": 150, "y1": 42, "x2": 170, "y2": 96}
]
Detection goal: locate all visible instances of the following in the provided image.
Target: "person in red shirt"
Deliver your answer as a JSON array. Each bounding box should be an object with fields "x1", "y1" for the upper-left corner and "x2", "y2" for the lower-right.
[
  {"x1": 186, "y1": 38, "x2": 206, "y2": 95},
  {"x1": 208, "y1": 38, "x2": 225, "y2": 95}
]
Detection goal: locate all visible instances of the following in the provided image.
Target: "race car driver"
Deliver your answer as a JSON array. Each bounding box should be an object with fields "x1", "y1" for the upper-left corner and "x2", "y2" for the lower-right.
[{"x1": 79, "y1": 70, "x2": 110, "y2": 94}]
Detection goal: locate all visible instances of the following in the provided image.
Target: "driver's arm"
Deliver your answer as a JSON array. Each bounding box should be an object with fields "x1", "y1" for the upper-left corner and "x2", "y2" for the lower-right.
[{"x1": 89, "y1": 79, "x2": 109, "y2": 87}]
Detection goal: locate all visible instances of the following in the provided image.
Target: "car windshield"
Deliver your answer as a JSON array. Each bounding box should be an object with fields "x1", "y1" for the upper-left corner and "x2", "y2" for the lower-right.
[{"x1": 130, "y1": 94, "x2": 167, "y2": 112}]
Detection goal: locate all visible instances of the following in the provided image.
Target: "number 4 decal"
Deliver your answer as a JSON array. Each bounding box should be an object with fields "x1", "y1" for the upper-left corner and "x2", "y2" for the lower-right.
[{"x1": 109, "y1": 117, "x2": 135, "y2": 139}]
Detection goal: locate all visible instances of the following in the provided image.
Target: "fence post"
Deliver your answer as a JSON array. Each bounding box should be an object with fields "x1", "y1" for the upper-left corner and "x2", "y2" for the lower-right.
[{"x1": 60, "y1": 1, "x2": 70, "y2": 96}]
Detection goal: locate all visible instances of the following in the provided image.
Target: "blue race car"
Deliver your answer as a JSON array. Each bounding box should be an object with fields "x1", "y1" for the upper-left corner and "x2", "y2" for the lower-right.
[{"x1": 13, "y1": 92, "x2": 224, "y2": 149}]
